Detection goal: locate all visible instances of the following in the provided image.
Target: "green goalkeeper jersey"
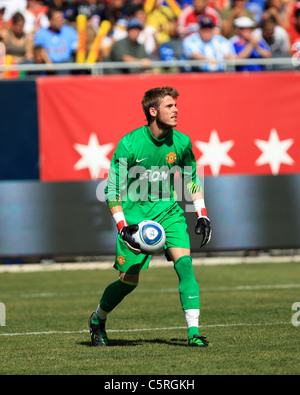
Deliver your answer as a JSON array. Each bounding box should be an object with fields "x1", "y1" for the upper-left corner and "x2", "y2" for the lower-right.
[{"x1": 105, "y1": 125, "x2": 201, "y2": 224}]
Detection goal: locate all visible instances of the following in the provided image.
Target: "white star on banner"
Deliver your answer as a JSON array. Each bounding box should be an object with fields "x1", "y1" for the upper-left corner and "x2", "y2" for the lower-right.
[
  {"x1": 255, "y1": 128, "x2": 294, "y2": 175},
  {"x1": 195, "y1": 130, "x2": 235, "y2": 176},
  {"x1": 74, "y1": 133, "x2": 114, "y2": 179}
]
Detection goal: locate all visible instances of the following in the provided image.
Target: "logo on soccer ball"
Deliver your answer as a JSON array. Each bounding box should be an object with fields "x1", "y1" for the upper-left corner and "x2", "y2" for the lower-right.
[
  {"x1": 117, "y1": 255, "x2": 125, "y2": 265},
  {"x1": 147, "y1": 228, "x2": 157, "y2": 240},
  {"x1": 166, "y1": 152, "x2": 176, "y2": 164}
]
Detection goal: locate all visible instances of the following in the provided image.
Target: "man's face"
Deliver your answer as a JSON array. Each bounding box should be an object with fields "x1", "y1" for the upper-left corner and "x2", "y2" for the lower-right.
[
  {"x1": 233, "y1": 0, "x2": 246, "y2": 9},
  {"x1": 13, "y1": 20, "x2": 24, "y2": 36},
  {"x1": 237, "y1": 27, "x2": 253, "y2": 41},
  {"x1": 262, "y1": 23, "x2": 275, "y2": 41},
  {"x1": 199, "y1": 27, "x2": 214, "y2": 42},
  {"x1": 155, "y1": 95, "x2": 178, "y2": 129},
  {"x1": 50, "y1": 11, "x2": 65, "y2": 31},
  {"x1": 128, "y1": 27, "x2": 141, "y2": 42},
  {"x1": 194, "y1": 0, "x2": 209, "y2": 13}
]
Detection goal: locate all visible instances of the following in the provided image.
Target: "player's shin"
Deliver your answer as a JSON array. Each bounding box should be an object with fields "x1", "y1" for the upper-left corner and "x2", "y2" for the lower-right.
[
  {"x1": 174, "y1": 255, "x2": 200, "y2": 338},
  {"x1": 97, "y1": 278, "x2": 137, "y2": 317}
]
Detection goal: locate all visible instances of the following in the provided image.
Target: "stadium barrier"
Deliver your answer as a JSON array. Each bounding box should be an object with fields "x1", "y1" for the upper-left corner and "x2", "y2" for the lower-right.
[{"x1": 0, "y1": 57, "x2": 299, "y2": 76}]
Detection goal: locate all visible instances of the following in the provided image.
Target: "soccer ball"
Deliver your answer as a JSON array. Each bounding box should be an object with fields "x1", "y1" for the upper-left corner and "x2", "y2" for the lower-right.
[{"x1": 132, "y1": 220, "x2": 166, "y2": 255}]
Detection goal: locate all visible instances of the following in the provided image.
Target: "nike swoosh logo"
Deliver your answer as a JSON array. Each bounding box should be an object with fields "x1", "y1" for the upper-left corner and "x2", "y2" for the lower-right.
[
  {"x1": 136, "y1": 158, "x2": 147, "y2": 163},
  {"x1": 188, "y1": 296, "x2": 199, "y2": 299}
]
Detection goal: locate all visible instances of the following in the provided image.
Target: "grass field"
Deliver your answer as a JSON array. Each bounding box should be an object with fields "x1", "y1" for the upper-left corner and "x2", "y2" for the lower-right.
[{"x1": 0, "y1": 260, "x2": 299, "y2": 376}]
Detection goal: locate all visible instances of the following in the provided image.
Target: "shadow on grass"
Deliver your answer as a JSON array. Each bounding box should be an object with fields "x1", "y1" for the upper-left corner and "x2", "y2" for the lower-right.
[{"x1": 78, "y1": 337, "x2": 187, "y2": 347}]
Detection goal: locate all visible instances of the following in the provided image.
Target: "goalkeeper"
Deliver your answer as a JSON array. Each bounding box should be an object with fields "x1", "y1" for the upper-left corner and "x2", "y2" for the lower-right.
[{"x1": 89, "y1": 86, "x2": 212, "y2": 347}]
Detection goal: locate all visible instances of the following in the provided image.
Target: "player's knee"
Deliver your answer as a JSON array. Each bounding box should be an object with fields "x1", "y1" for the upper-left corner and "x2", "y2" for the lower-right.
[
  {"x1": 119, "y1": 272, "x2": 139, "y2": 287},
  {"x1": 174, "y1": 255, "x2": 194, "y2": 278},
  {"x1": 174, "y1": 255, "x2": 198, "y2": 291}
]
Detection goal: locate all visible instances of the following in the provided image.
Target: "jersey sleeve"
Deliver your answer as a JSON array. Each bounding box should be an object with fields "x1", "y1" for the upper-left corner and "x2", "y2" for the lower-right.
[
  {"x1": 105, "y1": 138, "x2": 132, "y2": 209},
  {"x1": 180, "y1": 137, "x2": 203, "y2": 194}
]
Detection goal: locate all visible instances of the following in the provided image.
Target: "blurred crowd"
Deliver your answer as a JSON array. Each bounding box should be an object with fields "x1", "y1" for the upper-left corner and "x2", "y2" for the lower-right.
[{"x1": 0, "y1": 0, "x2": 300, "y2": 75}]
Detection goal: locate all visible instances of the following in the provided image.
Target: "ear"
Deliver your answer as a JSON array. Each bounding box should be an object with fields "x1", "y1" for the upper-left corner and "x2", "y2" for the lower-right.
[{"x1": 149, "y1": 107, "x2": 157, "y2": 117}]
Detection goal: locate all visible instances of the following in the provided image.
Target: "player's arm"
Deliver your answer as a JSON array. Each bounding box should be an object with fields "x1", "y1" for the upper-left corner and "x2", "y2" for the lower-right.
[
  {"x1": 191, "y1": 191, "x2": 212, "y2": 247},
  {"x1": 182, "y1": 138, "x2": 212, "y2": 247},
  {"x1": 105, "y1": 140, "x2": 141, "y2": 254},
  {"x1": 109, "y1": 204, "x2": 141, "y2": 255}
]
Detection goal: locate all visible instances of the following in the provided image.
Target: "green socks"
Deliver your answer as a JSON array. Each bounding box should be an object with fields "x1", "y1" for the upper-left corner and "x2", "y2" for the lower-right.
[
  {"x1": 93, "y1": 256, "x2": 200, "y2": 341},
  {"x1": 98, "y1": 278, "x2": 137, "y2": 316},
  {"x1": 174, "y1": 255, "x2": 200, "y2": 311},
  {"x1": 174, "y1": 255, "x2": 200, "y2": 339}
]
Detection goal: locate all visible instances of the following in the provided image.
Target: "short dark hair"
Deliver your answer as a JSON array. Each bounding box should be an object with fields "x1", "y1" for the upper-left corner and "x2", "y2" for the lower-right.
[
  {"x1": 142, "y1": 86, "x2": 179, "y2": 124},
  {"x1": 47, "y1": 7, "x2": 62, "y2": 21},
  {"x1": 12, "y1": 12, "x2": 25, "y2": 25}
]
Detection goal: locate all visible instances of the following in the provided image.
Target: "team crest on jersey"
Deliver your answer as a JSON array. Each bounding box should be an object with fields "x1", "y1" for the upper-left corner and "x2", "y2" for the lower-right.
[
  {"x1": 117, "y1": 255, "x2": 125, "y2": 265},
  {"x1": 166, "y1": 152, "x2": 176, "y2": 164}
]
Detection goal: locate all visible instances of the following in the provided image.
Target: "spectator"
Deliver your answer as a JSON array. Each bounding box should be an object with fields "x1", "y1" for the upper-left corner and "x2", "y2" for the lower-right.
[
  {"x1": 23, "y1": 0, "x2": 50, "y2": 34},
  {"x1": 33, "y1": 44, "x2": 52, "y2": 64},
  {"x1": 214, "y1": 0, "x2": 231, "y2": 11},
  {"x1": 145, "y1": 0, "x2": 177, "y2": 46},
  {"x1": 287, "y1": 8, "x2": 300, "y2": 54},
  {"x1": 75, "y1": 0, "x2": 105, "y2": 18},
  {"x1": 145, "y1": 0, "x2": 183, "y2": 63},
  {"x1": 230, "y1": 16, "x2": 272, "y2": 71},
  {"x1": 182, "y1": 15, "x2": 236, "y2": 71},
  {"x1": 34, "y1": 8, "x2": 78, "y2": 65},
  {"x1": 2, "y1": 12, "x2": 34, "y2": 64},
  {"x1": 109, "y1": 17, "x2": 152, "y2": 73},
  {"x1": 103, "y1": 0, "x2": 129, "y2": 26},
  {"x1": 253, "y1": 16, "x2": 290, "y2": 57},
  {"x1": 74, "y1": 0, "x2": 107, "y2": 28},
  {"x1": 0, "y1": 6, "x2": 9, "y2": 39},
  {"x1": 221, "y1": 0, "x2": 255, "y2": 38},
  {"x1": 177, "y1": 0, "x2": 222, "y2": 38},
  {"x1": 0, "y1": 0, "x2": 27, "y2": 22},
  {"x1": 93, "y1": 0, "x2": 132, "y2": 61},
  {"x1": 27, "y1": 44, "x2": 56, "y2": 76},
  {"x1": 95, "y1": 0, "x2": 129, "y2": 55},
  {"x1": 100, "y1": 4, "x2": 158, "y2": 61},
  {"x1": 0, "y1": 37, "x2": 5, "y2": 67},
  {"x1": 286, "y1": 0, "x2": 300, "y2": 28},
  {"x1": 129, "y1": 4, "x2": 157, "y2": 58},
  {"x1": 261, "y1": 0, "x2": 290, "y2": 29},
  {"x1": 245, "y1": 0, "x2": 266, "y2": 23},
  {"x1": 44, "y1": 0, "x2": 78, "y2": 25}
]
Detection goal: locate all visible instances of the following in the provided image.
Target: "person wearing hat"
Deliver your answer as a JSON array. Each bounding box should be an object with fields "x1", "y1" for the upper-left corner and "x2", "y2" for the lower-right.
[
  {"x1": 221, "y1": 0, "x2": 255, "y2": 38},
  {"x1": 177, "y1": 0, "x2": 222, "y2": 39},
  {"x1": 109, "y1": 17, "x2": 152, "y2": 74},
  {"x1": 182, "y1": 14, "x2": 236, "y2": 72},
  {"x1": 230, "y1": 16, "x2": 272, "y2": 71}
]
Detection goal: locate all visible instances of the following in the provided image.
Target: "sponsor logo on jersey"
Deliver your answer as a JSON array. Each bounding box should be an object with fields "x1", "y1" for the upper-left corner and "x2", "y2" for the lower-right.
[
  {"x1": 139, "y1": 169, "x2": 170, "y2": 182},
  {"x1": 166, "y1": 152, "x2": 176, "y2": 164},
  {"x1": 117, "y1": 255, "x2": 125, "y2": 265}
]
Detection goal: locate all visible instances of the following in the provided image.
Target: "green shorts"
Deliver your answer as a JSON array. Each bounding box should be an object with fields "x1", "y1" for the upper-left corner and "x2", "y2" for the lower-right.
[{"x1": 114, "y1": 204, "x2": 190, "y2": 274}]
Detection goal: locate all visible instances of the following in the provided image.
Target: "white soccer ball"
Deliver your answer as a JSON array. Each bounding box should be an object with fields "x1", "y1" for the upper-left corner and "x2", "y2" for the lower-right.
[{"x1": 132, "y1": 220, "x2": 166, "y2": 255}]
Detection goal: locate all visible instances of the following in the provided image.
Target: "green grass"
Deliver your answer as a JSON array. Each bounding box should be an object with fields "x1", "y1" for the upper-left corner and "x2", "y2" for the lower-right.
[{"x1": 0, "y1": 260, "x2": 300, "y2": 375}]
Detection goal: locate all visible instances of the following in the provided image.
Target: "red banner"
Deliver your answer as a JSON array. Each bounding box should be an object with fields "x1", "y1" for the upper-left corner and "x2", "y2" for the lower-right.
[{"x1": 37, "y1": 72, "x2": 300, "y2": 181}]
